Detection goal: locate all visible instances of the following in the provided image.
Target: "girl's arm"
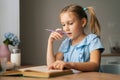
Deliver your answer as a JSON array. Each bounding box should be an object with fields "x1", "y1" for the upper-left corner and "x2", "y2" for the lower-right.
[
  {"x1": 66, "y1": 49, "x2": 101, "y2": 71},
  {"x1": 47, "y1": 38, "x2": 55, "y2": 66},
  {"x1": 48, "y1": 49, "x2": 101, "y2": 71},
  {"x1": 46, "y1": 30, "x2": 64, "y2": 66}
]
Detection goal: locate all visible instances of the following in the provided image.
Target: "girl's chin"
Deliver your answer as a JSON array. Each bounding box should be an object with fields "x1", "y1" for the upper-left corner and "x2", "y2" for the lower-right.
[
  {"x1": 68, "y1": 37, "x2": 73, "y2": 39},
  {"x1": 68, "y1": 36, "x2": 76, "y2": 40},
  {"x1": 67, "y1": 34, "x2": 74, "y2": 39}
]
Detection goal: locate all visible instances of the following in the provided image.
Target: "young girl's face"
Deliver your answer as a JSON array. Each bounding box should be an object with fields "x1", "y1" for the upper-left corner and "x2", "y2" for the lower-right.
[{"x1": 60, "y1": 12, "x2": 84, "y2": 40}]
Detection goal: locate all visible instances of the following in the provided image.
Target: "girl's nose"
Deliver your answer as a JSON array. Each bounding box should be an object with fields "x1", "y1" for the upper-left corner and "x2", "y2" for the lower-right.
[{"x1": 64, "y1": 25, "x2": 69, "y2": 31}]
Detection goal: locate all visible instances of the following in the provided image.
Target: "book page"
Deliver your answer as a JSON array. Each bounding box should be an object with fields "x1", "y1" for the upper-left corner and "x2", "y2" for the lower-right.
[
  {"x1": 19, "y1": 65, "x2": 63, "y2": 73},
  {"x1": 71, "y1": 69, "x2": 81, "y2": 74}
]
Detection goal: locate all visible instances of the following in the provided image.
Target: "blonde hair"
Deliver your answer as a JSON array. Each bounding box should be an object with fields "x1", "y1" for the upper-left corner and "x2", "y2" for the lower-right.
[
  {"x1": 60, "y1": 5, "x2": 101, "y2": 36},
  {"x1": 87, "y1": 7, "x2": 101, "y2": 36}
]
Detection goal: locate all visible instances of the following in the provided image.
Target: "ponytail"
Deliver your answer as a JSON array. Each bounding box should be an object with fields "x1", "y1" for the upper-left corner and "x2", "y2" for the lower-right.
[{"x1": 86, "y1": 7, "x2": 101, "y2": 37}]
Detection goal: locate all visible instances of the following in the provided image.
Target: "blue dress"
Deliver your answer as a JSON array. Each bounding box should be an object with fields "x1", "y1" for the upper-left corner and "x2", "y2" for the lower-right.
[{"x1": 59, "y1": 34, "x2": 104, "y2": 62}]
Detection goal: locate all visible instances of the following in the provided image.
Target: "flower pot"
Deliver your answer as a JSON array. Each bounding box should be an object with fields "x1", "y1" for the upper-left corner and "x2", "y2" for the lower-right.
[{"x1": 0, "y1": 44, "x2": 11, "y2": 61}]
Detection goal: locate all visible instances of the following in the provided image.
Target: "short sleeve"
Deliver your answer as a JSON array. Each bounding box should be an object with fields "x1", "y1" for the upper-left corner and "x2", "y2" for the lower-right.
[
  {"x1": 89, "y1": 37, "x2": 104, "y2": 53},
  {"x1": 58, "y1": 38, "x2": 70, "y2": 53}
]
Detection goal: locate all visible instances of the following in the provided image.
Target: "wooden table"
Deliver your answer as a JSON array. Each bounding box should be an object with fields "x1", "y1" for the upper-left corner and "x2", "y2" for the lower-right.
[{"x1": 0, "y1": 72, "x2": 120, "y2": 80}]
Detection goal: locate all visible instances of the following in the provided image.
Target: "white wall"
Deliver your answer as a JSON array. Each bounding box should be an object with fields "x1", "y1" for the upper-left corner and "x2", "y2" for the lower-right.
[
  {"x1": 20, "y1": 0, "x2": 120, "y2": 65},
  {"x1": 0, "y1": 0, "x2": 20, "y2": 48}
]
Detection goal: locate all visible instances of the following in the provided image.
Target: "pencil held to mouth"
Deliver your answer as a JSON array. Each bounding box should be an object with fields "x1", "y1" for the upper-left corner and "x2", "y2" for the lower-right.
[{"x1": 45, "y1": 29, "x2": 66, "y2": 35}]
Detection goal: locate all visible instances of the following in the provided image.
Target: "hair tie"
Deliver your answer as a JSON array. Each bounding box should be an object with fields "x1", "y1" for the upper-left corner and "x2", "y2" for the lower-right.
[{"x1": 83, "y1": 7, "x2": 87, "y2": 11}]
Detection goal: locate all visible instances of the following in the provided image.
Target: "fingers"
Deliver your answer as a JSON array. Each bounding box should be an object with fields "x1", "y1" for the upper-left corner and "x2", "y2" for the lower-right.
[
  {"x1": 48, "y1": 60, "x2": 65, "y2": 70},
  {"x1": 56, "y1": 28, "x2": 65, "y2": 35},
  {"x1": 48, "y1": 28, "x2": 64, "y2": 42},
  {"x1": 49, "y1": 31, "x2": 63, "y2": 41},
  {"x1": 54, "y1": 62, "x2": 63, "y2": 70}
]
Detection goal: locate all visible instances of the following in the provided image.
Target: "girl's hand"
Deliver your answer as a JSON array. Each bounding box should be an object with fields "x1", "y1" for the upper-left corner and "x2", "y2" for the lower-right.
[
  {"x1": 48, "y1": 60, "x2": 69, "y2": 70},
  {"x1": 48, "y1": 28, "x2": 63, "y2": 42}
]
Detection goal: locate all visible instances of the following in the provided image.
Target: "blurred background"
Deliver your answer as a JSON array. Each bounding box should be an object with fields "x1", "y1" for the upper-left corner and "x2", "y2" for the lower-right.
[{"x1": 0, "y1": 0, "x2": 120, "y2": 74}]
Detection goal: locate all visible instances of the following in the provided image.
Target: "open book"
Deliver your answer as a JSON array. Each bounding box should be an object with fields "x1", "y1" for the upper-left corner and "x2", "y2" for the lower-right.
[{"x1": 0, "y1": 65, "x2": 73, "y2": 78}]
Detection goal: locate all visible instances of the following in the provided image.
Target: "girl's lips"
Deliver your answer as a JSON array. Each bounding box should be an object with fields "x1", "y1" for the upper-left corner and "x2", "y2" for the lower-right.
[
  {"x1": 66, "y1": 32, "x2": 72, "y2": 36},
  {"x1": 67, "y1": 33, "x2": 71, "y2": 34}
]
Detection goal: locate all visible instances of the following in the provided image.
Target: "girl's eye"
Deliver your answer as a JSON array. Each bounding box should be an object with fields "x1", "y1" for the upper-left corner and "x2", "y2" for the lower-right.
[
  {"x1": 62, "y1": 24, "x2": 65, "y2": 27},
  {"x1": 69, "y1": 22, "x2": 73, "y2": 25}
]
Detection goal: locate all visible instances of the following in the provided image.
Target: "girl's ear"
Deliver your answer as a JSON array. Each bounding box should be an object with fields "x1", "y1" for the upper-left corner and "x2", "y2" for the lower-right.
[{"x1": 81, "y1": 18, "x2": 87, "y2": 28}]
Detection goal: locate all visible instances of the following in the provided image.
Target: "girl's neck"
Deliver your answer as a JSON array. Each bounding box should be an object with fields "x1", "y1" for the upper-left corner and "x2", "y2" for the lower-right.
[{"x1": 71, "y1": 33, "x2": 86, "y2": 46}]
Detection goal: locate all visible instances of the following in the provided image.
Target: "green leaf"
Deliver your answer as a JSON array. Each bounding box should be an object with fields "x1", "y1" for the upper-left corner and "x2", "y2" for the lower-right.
[{"x1": 3, "y1": 39, "x2": 10, "y2": 45}]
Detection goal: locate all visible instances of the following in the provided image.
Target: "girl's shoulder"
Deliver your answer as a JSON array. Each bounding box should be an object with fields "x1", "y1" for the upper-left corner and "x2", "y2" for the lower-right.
[
  {"x1": 59, "y1": 38, "x2": 71, "y2": 53},
  {"x1": 62, "y1": 38, "x2": 71, "y2": 43},
  {"x1": 87, "y1": 34, "x2": 98, "y2": 39},
  {"x1": 81, "y1": 34, "x2": 99, "y2": 45},
  {"x1": 86, "y1": 34, "x2": 99, "y2": 41}
]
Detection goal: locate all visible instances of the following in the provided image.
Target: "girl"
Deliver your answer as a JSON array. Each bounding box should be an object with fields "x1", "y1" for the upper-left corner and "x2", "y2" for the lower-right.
[{"x1": 47, "y1": 4, "x2": 104, "y2": 72}]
